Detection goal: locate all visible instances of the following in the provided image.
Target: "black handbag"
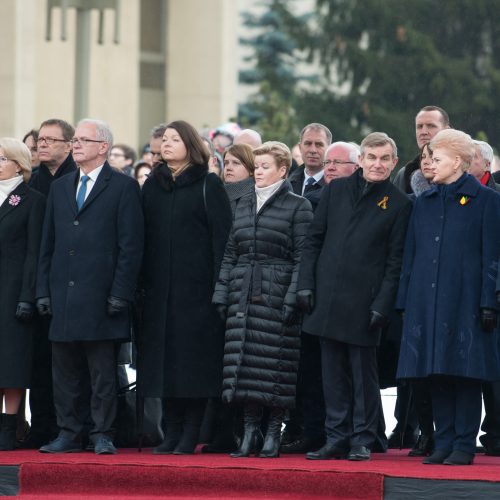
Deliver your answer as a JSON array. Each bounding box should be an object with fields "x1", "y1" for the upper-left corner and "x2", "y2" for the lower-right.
[{"x1": 114, "y1": 382, "x2": 164, "y2": 449}]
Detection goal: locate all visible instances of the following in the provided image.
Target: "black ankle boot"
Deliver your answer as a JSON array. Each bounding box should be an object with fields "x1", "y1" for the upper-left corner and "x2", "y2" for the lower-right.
[
  {"x1": 173, "y1": 399, "x2": 207, "y2": 455},
  {"x1": 0, "y1": 414, "x2": 18, "y2": 451},
  {"x1": 153, "y1": 400, "x2": 183, "y2": 455},
  {"x1": 259, "y1": 407, "x2": 284, "y2": 458},
  {"x1": 230, "y1": 404, "x2": 263, "y2": 458},
  {"x1": 408, "y1": 433, "x2": 434, "y2": 457}
]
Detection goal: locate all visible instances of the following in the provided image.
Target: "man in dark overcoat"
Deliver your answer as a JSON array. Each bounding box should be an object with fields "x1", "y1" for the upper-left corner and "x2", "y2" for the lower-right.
[
  {"x1": 297, "y1": 132, "x2": 412, "y2": 461},
  {"x1": 26, "y1": 118, "x2": 77, "y2": 448},
  {"x1": 36, "y1": 119, "x2": 143, "y2": 454}
]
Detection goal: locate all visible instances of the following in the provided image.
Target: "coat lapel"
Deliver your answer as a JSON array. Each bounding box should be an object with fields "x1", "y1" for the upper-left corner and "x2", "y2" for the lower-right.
[
  {"x1": 78, "y1": 162, "x2": 112, "y2": 214},
  {"x1": 0, "y1": 182, "x2": 29, "y2": 223}
]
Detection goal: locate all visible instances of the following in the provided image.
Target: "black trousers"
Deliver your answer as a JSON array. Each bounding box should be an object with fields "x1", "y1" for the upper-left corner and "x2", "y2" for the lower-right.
[
  {"x1": 52, "y1": 340, "x2": 117, "y2": 442},
  {"x1": 28, "y1": 316, "x2": 58, "y2": 442},
  {"x1": 481, "y1": 380, "x2": 500, "y2": 442},
  {"x1": 320, "y1": 337, "x2": 380, "y2": 449},
  {"x1": 431, "y1": 376, "x2": 482, "y2": 454},
  {"x1": 297, "y1": 332, "x2": 326, "y2": 442}
]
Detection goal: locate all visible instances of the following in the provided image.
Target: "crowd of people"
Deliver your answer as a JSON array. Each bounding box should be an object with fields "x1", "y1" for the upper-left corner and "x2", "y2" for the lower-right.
[{"x1": 0, "y1": 105, "x2": 499, "y2": 468}]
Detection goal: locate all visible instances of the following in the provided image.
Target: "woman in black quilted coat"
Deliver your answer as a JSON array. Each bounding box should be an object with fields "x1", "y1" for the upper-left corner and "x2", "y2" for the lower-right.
[{"x1": 213, "y1": 141, "x2": 313, "y2": 458}]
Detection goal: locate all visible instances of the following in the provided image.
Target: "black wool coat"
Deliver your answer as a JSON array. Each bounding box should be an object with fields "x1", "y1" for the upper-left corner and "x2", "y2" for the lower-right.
[
  {"x1": 213, "y1": 181, "x2": 313, "y2": 409},
  {"x1": 36, "y1": 163, "x2": 144, "y2": 342},
  {"x1": 138, "y1": 163, "x2": 232, "y2": 399},
  {"x1": 298, "y1": 170, "x2": 412, "y2": 347},
  {"x1": 0, "y1": 183, "x2": 45, "y2": 387},
  {"x1": 29, "y1": 154, "x2": 77, "y2": 197}
]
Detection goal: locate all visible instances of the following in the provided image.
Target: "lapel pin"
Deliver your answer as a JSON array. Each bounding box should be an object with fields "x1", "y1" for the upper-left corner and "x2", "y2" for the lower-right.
[
  {"x1": 377, "y1": 196, "x2": 389, "y2": 210},
  {"x1": 459, "y1": 196, "x2": 469, "y2": 206}
]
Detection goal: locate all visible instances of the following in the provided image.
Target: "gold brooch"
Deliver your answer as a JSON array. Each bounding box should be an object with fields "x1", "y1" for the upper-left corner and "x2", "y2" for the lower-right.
[
  {"x1": 377, "y1": 196, "x2": 389, "y2": 210},
  {"x1": 459, "y1": 196, "x2": 469, "y2": 206}
]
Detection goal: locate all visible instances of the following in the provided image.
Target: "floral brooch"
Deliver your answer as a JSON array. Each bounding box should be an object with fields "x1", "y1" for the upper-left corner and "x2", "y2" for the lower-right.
[{"x1": 8, "y1": 194, "x2": 21, "y2": 206}]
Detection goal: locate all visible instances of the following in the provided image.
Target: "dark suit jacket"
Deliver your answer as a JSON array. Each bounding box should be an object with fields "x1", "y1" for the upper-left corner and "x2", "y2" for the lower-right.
[
  {"x1": 298, "y1": 170, "x2": 412, "y2": 347},
  {"x1": 36, "y1": 162, "x2": 144, "y2": 342},
  {"x1": 288, "y1": 165, "x2": 326, "y2": 200}
]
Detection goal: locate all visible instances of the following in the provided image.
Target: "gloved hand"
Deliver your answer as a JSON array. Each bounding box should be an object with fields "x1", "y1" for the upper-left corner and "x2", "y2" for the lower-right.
[
  {"x1": 215, "y1": 304, "x2": 228, "y2": 323},
  {"x1": 480, "y1": 308, "x2": 498, "y2": 333},
  {"x1": 368, "y1": 310, "x2": 388, "y2": 333},
  {"x1": 36, "y1": 297, "x2": 52, "y2": 316},
  {"x1": 106, "y1": 296, "x2": 129, "y2": 316},
  {"x1": 296, "y1": 290, "x2": 314, "y2": 314},
  {"x1": 282, "y1": 305, "x2": 297, "y2": 326},
  {"x1": 16, "y1": 302, "x2": 35, "y2": 322}
]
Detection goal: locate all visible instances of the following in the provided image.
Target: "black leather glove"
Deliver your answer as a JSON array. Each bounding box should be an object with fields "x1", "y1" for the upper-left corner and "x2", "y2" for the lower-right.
[
  {"x1": 36, "y1": 297, "x2": 52, "y2": 316},
  {"x1": 368, "y1": 310, "x2": 388, "y2": 333},
  {"x1": 16, "y1": 302, "x2": 35, "y2": 322},
  {"x1": 296, "y1": 290, "x2": 314, "y2": 314},
  {"x1": 282, "y1": 305, "x2": 297, "y2": 326},
  {"x1": 215, "y1": 304, "x2": 228, "y2": 323},
  {"x1": 480, "y1": 308, "x2": 498, "y2": 333},
  {"x1": 106, "y1": 296, "x2": 129, "y2": 316}
]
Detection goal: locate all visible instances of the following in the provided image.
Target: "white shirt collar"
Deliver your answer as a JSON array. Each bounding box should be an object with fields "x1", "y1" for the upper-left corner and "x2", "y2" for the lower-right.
[{"x1": 79, "y1": 164, "x2": 104, "y2": 183}]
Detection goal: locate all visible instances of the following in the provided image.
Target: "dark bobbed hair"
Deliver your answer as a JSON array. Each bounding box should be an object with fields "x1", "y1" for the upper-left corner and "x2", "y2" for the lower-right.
[
  {"x1": 223, "y1": 143, "x2": 255, "y2": 175},
  {"x1": 165, "y1": 120, "x2": 209, "y2": 166}
]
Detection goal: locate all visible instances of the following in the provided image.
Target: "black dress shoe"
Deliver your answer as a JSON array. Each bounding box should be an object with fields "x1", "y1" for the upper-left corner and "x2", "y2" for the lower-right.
[
  {"x1": 422, "y1": 448, "x2": 451, "y2": 464},
  {"x1": 347, "y1": 445, "x2": 370, "y2": 461},
  {"x1": 443, "y1": 450, "x2": 474, "y2": 465},
  {"x1": 39, "y1": 436, "x2": 82, "y2": 453},
  {"x1": 408, "y1": 434, "x2": 434, "y2": 457},
  {"x1": 281, "y1": 437, "x2": 325, "y2": 454},
  {"x1": 306, "y1": 443, "x2": 348, "y2": 460},
  {"x1": 387, "y1": 428, "x2": 417, "y2": 449},
  {"x1": 94, "y1": 436, "x2": 117, "y2": 455}
]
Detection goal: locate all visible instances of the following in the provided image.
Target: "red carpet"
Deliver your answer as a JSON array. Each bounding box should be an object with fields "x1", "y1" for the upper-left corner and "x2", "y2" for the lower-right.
[{"x1": 0, "y1": 449, "x2": 498, "y2": 498}]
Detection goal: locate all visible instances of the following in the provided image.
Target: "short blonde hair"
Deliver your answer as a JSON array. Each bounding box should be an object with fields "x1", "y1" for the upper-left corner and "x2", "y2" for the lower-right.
[
  {"x1": 0, "y1": 137, "x2": 32, "y2": 182},
  {"x1": 430, "y1": 129, "x2": 475, "y2": 171},
  {"x1": 253, "y1": 141, "x2": 292, "y2": 173}
]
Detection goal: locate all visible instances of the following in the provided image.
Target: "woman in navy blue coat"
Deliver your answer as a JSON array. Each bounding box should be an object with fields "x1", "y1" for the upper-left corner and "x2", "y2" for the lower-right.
[{"x1": 397, "y1": 129, "x2": 500, "y2": 465}]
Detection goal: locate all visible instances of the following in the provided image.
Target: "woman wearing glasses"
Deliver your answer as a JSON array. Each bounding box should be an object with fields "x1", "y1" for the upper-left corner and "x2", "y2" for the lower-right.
[
  {"x1": 139, "y1": 120, "x2": 232, "y2": 455},
  {"x1": 0, "y1": 138, "x2": 45, "y2": 450}
]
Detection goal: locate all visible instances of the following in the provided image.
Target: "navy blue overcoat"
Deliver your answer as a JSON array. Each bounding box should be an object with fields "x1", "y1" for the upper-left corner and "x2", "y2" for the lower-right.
[
  {"x1": 396, "y1": 174, "x2": 500, "y2": 381},
  {"x1": 36, "y1": 163, "x2": 144, "y2": 342}
]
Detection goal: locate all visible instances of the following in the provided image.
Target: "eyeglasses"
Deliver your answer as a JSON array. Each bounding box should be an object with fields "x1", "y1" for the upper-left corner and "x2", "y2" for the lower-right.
[
  {"x1": 322, "y1": 160, "x2": 357, "y2": 167},
  {"x1": 36, "y1": 137, "x2": 69, "y2": 145},
  {"x1": 0, "y1": 156, "x2": 12, "y2": 164},
  {"x1": 70, "y1": 138, "x2": 105, "y2": 146}
]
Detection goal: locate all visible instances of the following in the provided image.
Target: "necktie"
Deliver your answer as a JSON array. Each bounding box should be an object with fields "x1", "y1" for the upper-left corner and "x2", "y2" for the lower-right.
[
  {"x1": 303, "y1": 177, "x2": 316, "y2": 195},
  {"x1": 76, "y1": 175, "x2": 90, "y2": 210}
]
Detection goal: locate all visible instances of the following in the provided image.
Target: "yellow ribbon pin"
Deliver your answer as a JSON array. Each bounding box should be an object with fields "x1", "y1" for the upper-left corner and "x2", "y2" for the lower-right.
[
  {"x1": 460, "y1": 196, "x2": 469, "y2": 206},
  {"x1": 377, "y1": 196, "x2": 389, "y2": 210}
]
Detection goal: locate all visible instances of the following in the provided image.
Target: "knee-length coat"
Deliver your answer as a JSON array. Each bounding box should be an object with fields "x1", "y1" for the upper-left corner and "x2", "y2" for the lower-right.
[
  {"x1": 138, "y1": 163, "x2": 232, "y2": 399},
  {"x1": 396, "y1": 174, "x2": 500, "y2": 381},
  {"x1": 0, "y1": 182, "x2": 45, "y2": 387},
  {"x1": 212, "y1": 181, "x2": 313, "y2": 409}
]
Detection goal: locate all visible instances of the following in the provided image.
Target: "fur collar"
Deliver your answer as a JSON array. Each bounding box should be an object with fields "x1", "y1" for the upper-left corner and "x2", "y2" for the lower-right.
[
  {"x1": 153, "y1": 161, "x2": 208, "y2": 191},
  {"x1": 410, "y1": 169, "x2": 432, "y2": 197}
]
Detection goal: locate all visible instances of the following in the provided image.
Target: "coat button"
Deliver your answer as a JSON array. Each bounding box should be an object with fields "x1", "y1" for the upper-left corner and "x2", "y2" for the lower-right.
[
  {"x1": 435, "y1": 236, "x2": 439, "y2": 242},
  {"x1": 69, "y1": 250, "x2": 75, "y2": 256},
  {"x1": 431, "y1": 283, "x2": 436, "y2": 288},
  {"x1": 68, "y1": 281, "x2": 75, "y2": 287},
  {"x1": 73, "y1": 221, "x2": 79, "y2": 226},
  {"x1": 432, "y1": 259, "x2": 437, "y2": 264}
]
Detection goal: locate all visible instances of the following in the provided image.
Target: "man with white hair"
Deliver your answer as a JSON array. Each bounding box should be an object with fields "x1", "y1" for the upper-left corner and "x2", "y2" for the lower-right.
[
  {"x1": 36, "y1": 119, "x2": 144, "y2": 455},
  {"x1": 233, "y1": 128, "x2": 262, "y2": 148},
  {"x1": 470, "y1": 140, "x2": 499, "y2": 191}
]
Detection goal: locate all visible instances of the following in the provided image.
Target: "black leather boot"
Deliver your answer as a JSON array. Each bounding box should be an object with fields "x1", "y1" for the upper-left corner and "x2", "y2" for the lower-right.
[
  {"x1": 173, "y1": 399, "x2": 207, "y2": 455},
  {"x1": 230, "y1": 404, "x2": 263, "y2": 458},
  {"x1": 153, "y1": 400, "x2": 183, "y2": 454},
  {"x1": 259, "y1": 407, "x2": 284, "y2": 458},
  {"x1": 0, "y1": 414, "x2": 18, "y2": 451},
  {"x1": 408, "y1": 433, "x2": 434, "y2": 457}
]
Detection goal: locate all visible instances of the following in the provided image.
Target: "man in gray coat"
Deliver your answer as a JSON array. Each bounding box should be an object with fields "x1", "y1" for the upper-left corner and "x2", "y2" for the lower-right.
[{"x1": 36, "y1": 119, "x2": 143, "y2": 454}]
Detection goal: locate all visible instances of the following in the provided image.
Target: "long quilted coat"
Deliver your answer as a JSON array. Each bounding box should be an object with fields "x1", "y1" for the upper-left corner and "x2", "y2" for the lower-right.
[{"x1": 213, "y1": 181, "x2": 313, "y2": 409}]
